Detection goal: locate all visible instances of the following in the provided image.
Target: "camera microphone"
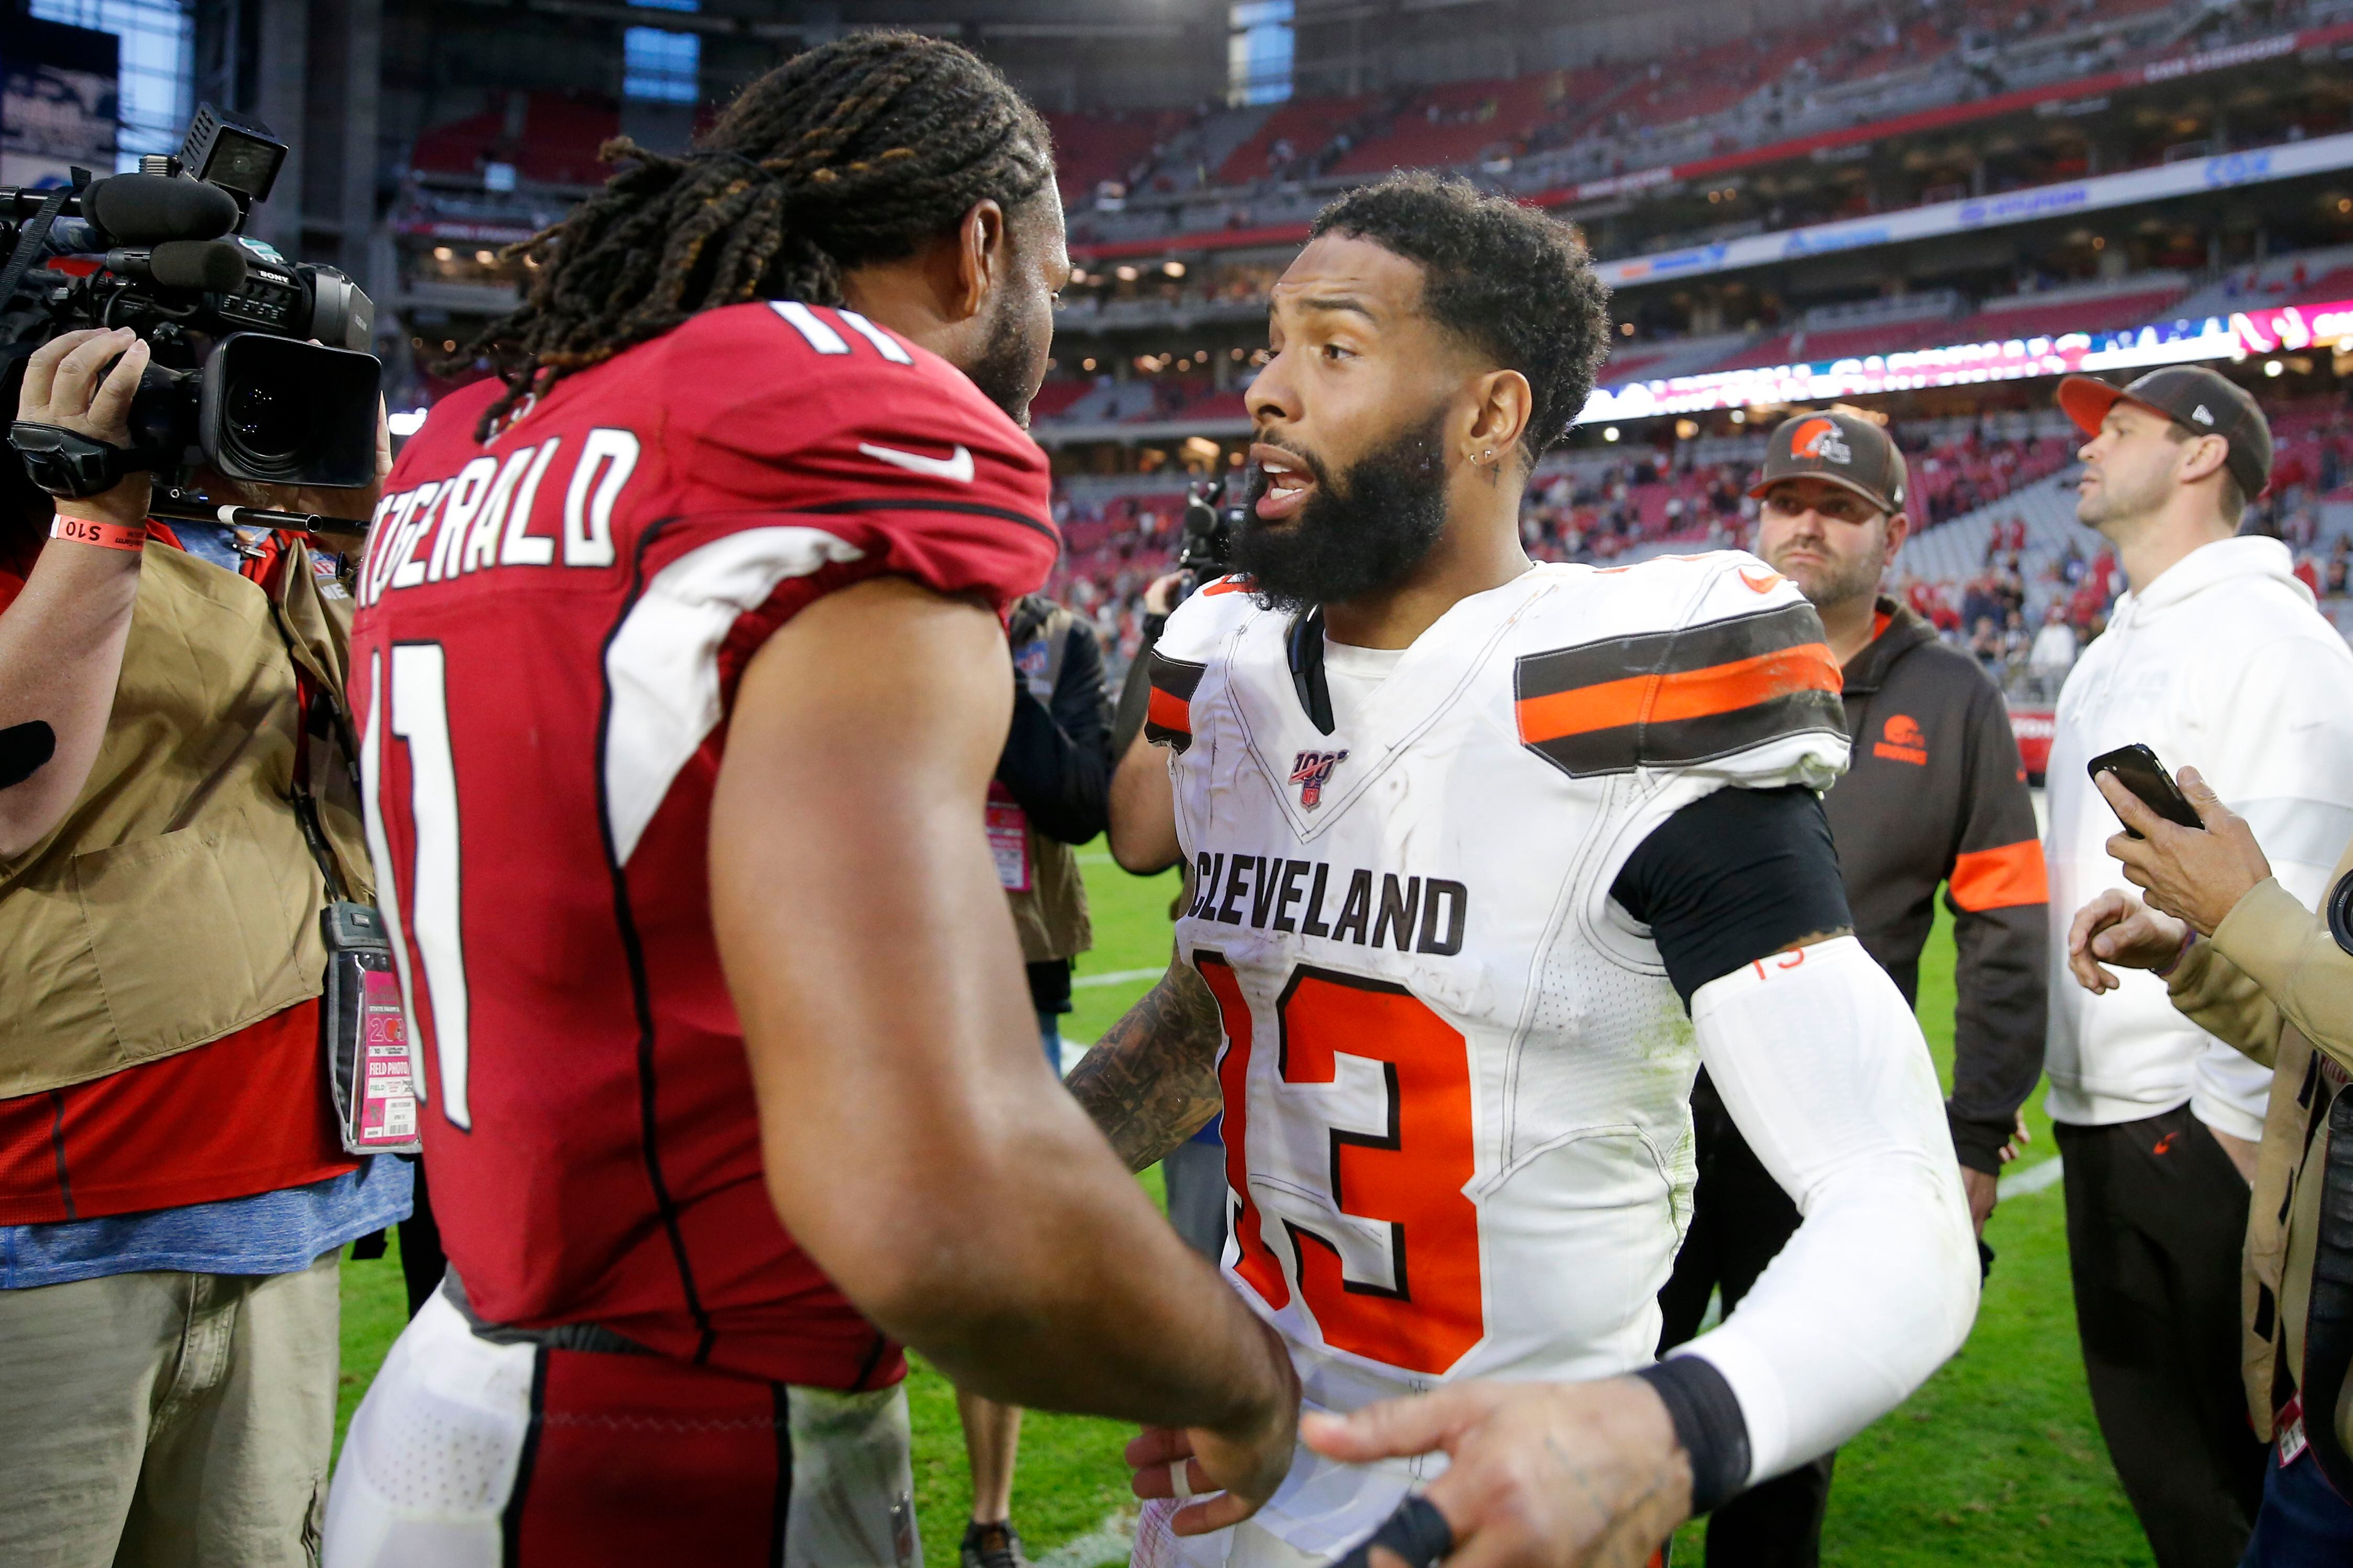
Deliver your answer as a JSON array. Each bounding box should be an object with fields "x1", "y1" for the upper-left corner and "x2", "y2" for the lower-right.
[
  {"x1": 105, "y1": 240, "x2": 249, "y2": 293},
  {"x1": 84, "y1": 174, "x2": 239, "y2": 246}
]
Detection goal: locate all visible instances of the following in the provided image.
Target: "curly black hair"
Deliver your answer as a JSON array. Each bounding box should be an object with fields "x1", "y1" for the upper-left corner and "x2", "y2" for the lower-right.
[
  {"x1": 451, "y1": 32, "x2": 1054, "y2": 441},
  {"x1": 1310, "y1": 172, "x2": 1610, "y2": 462}
]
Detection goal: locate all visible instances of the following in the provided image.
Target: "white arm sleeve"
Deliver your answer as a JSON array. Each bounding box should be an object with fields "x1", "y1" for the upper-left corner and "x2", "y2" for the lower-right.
[{"x1": 1675, "y1": 935, "x2": 1980, "y2": 1485}]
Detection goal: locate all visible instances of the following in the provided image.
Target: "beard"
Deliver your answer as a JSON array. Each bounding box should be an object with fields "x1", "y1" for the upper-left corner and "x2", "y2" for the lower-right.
[
  {"x1": 1773, "y1": 539, "x2": 1886, "y2": 612},
  {"x1": 963, "y1": 286, "x2": 1049, "y2": 428},
  {"x1": 1231, "y1": 409, "x2": 1452, "y2": 616},
  {"x1": 2075, "y1": 457, "x2": 2170, "y2": 530}
]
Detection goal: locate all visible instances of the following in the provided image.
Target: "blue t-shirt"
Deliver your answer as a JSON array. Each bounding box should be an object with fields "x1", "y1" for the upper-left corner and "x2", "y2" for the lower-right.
[{"x1": 0, "y1": 1155, "x2": 413, "y2": 1289}]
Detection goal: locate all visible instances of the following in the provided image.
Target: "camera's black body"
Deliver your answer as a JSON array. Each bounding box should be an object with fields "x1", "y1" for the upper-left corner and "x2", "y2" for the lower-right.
[
  {"x1": 1177, "y1": 477, "x2": 1243, "y2": 594},
  {"x1": 0, "y1": 104, "x2": 382, "y2": 490}
]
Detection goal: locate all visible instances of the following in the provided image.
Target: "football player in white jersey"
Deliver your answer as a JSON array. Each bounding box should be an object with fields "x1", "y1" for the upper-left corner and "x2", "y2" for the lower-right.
[{"x1": 1073, "y1": 172, "x2": 1980, "y2": 1568}]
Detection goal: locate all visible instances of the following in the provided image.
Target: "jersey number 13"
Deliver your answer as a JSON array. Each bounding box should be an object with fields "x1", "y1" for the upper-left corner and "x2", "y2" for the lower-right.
[{"x1": 1195, "y1": 952, "x2": 1484, "y2": 1375}]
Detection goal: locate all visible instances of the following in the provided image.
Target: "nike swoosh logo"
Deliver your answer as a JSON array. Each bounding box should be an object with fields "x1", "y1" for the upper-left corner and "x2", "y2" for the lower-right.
[
  {"x1": 1740, "y1": 567, "x2": 1784, "y2": 594},
  {"x1": 858, "y1": 442, "x2": 974, "y2": 484}
]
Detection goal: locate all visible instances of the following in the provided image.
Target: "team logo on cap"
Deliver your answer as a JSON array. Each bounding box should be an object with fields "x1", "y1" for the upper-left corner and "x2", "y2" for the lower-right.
[
  {"x1": 2192, "y1": 404, "x2": 2215, "y2": 425},
  {"x1": 1789, "y1": 417, "x2": 1852, "y2": 465},
  {"x1": 1289, "y1": 749, "x2": 1348, "y2": 810}
]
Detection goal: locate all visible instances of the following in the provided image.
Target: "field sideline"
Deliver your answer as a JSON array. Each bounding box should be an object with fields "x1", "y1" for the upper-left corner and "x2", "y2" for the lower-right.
[{"x1": 334, "y1": 850, "x2": 2157, "y2": 1567}]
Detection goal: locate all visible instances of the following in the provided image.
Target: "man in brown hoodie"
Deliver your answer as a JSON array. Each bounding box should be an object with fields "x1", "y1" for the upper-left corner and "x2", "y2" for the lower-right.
[{"x1": 1659, "y1": 410, "x2": 2048, "y2": 1565}]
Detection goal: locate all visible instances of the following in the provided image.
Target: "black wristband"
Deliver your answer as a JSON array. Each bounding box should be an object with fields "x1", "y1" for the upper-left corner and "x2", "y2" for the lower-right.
[
  {"x1": 1331, "y1": 1495, "x2": 1454, "y2": 1568},
  {"x1": 1635, "y1": 1355, "x2": 1752, "y2": 1515},
  {"x1": 1141, "y1": 611, "x2": 1169, "y2": 644},
  {"x1": 9, "y1": 422, "x2": 137, "y2": 499}
]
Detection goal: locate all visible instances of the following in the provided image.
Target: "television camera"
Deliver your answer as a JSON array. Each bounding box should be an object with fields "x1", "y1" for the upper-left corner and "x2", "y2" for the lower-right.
[{"x1": 0, "y1": 104, "x2": 382, "y2": 530}]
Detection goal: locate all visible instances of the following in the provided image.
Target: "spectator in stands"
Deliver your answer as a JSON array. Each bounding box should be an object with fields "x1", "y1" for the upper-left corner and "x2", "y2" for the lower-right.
[
  {"x1": 2067, "y1": 776, "x2": 2353, "y2": 1562},
  {"x1": 2029, "y1": 603, "x2": 2078, "y2": 682},
  {"x1": 1969, "y1": 613, "x2": 2005, "y2": 672},
  {"x1": 1662, "y1": 411, "x2": 2047, "y2": 1567},
  {"x1": 2044, "y1": 366, "x2": 2353, "y2": 1566},
  {"x1": 0, "y1": 332, "x2": 408, "y2": 1565},
  {"x1": 957, "y1": 590, "x2": 1117, "y2": 1568}
]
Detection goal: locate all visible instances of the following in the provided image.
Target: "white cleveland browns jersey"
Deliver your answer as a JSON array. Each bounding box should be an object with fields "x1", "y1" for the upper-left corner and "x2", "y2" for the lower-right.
[{"x1": 1144, "y1": 552, "x2": 1848, "y2": 1554}]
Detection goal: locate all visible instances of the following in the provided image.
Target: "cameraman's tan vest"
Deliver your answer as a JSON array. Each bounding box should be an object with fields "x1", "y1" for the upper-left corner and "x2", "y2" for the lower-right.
[
  {"x1": 1004, "y1": 597, "x2": 1091, "y2": 967},
  {"x1": 0, "y1": 539, "x2": 370, "y2": 1096}
]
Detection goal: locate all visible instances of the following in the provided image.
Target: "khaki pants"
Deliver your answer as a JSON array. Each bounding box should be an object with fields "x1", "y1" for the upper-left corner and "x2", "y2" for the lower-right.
[{"x1": 0, "y1": 1248, "x2": 342, "y2": 1568}]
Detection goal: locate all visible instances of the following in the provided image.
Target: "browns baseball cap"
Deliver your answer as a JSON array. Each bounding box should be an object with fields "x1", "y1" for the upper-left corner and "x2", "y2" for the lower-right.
[
  {"x1": 2055, "y1": 366, "x2": 2272, "y2": 499},
  {"x1": 1747, "y1": 410, "x2": 1908, "y2": 514}
]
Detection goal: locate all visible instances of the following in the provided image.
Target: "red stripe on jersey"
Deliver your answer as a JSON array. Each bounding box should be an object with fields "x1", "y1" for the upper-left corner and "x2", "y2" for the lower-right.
[
  {"x1": 1146, "y1": 685, "x2": 1192, "y2": 736},
  {"x1": 1197, "y1": 952, "x2": 1292, "y2": 1312}
]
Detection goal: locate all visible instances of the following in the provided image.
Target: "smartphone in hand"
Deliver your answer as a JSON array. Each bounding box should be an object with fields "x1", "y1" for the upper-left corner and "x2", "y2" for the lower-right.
[{"x1": 2087, "y1": 743, "x2": 2204, "y2": 839}]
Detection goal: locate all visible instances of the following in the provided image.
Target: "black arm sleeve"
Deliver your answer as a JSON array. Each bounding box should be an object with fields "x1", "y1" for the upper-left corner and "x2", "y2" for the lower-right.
[
  {"x1": 995, "y1": 619, "x2": 1116, "y2": 846},
  {"x1": 1611, "y1": 785, "x2": 1855, "y2": 1009},
  {"x1": 1109, "y1": 615, "x2": 1164, "y2": 759}
]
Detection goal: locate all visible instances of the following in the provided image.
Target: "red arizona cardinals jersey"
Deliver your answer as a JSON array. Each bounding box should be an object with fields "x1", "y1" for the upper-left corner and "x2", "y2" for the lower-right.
[{"x1": 348, "y1": 300, "x2": 1056, "y2": 1388}]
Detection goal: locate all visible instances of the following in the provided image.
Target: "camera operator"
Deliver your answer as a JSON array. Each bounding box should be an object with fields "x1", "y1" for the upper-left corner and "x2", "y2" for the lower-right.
[
  {"x1": 2067, "y1": 772, "x2": 2353, "y2": 1560},
  {"x1": 0, "y1": 326, "x2": 404, "y2": 1567}
]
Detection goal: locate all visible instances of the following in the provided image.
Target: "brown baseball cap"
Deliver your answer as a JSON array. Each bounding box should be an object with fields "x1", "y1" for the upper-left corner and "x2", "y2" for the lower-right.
[
  {"x1": 2055, "y1": 366, "x2": 2272, "y2": 499},
  {"x1": 1747, "y1": 410, "x2": 1908, "y2": 514}
]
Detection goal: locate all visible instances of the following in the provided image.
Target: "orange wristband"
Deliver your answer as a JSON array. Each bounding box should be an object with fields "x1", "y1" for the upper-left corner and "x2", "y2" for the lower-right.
[{"x1": 50, "y1": 516, "x2": 148, "y2": 552}]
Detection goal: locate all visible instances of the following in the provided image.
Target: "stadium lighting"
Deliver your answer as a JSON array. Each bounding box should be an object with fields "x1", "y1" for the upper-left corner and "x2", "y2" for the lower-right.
[
  {"x1": 2265, "y1": 358, "x2": 2285, "y2": 376},
  {"x1": 1116, "y1": 265, "x2": 1139, "y2": 282},
  {"x1": 475, "y1": 250, "x2": 494, "y2": 264},
  {"x1": 1729, "y1": 409, "x2": 1746, "y2": 423},
  {"x1": 1082, "y1": 357, "x2": 1097, "y2": 371},
  {"x1": 1604, "y1": 426, "x2": 1620, "y2": 442},
  {"x1": 1164, "y1": 260, "x2": 1186, "y2": 277},
  {"x1": 432, "y1": 246, "x2": 452, "y2": 260}
]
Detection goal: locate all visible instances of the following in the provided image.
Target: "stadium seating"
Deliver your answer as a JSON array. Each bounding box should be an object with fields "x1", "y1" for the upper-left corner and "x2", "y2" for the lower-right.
[
  {"x1": 1028, "y1": 378, "x2": 1095, "y2": 422},
  {"x1": 1947, "y1": 281, "x2": 2189, "y2": 344},
  {"x1": 409, "y1": 91, "x2": 626, "y2": 187},
  {"x1": 1326, "y1": 72, "x2": 1579, "y2": 177},
  {"x1": 1042, "y1": 109, "x2": 1195, "y2": 203},
  {"x1": 1214, "y1": 96, "x2": 1376, "y2": 185}
]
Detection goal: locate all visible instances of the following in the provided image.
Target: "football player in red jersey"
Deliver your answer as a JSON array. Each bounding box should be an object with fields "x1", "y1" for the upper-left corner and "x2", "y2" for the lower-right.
[{"x1": 325, "y1": 35, "x2": 1297, "y2": 1568}]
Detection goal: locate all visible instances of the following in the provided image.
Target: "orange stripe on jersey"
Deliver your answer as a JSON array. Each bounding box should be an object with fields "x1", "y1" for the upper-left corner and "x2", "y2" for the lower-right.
[
  {"x1": 1146, "y1": 686, "x2": 1191, "y2": 735},
  {"x1": 1515, "y1": 642, "x2": 1840, "y2": 744},
  {"x1": 1143, "y1": 650, "x2": 1206, "y2": 754},
  {"x1": 1948, "y1": 838, "x2": 2048, "y2": 911}
]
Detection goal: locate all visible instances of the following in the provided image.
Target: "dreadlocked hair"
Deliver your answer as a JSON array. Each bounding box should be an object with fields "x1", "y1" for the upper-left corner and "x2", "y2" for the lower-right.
[{"x1": 453, "y1": 31, "x2": 1054, "y2": 440}]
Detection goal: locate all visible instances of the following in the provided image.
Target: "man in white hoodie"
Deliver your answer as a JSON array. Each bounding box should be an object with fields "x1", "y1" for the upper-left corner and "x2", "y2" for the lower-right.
[{"x1": 2045, "y1": 365, "x2": 2353, "y2": 1568}]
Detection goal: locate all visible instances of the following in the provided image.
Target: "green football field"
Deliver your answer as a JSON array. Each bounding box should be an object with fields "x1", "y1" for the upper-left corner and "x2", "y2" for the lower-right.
[{"x1": 334, "y1": 851, "x2": 2156, "y2": 1567}]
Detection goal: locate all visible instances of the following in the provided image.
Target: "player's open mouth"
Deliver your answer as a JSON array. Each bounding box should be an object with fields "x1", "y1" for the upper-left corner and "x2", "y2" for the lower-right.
[{"x1": 1252, "y1": 442, "x2": 1316, "y2": 521}]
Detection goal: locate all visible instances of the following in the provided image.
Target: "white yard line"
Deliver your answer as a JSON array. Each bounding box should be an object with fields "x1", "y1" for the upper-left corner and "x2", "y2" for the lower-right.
[
  {"x1": 1036, "y1": 1511, "x2": 1136, "y2": 1568},
  {"x1": 1998, "y1": 1155, "x2": 2064, "y2": 1199},
  {"x1": 1073, "y1": 967, "x2": 1167, "y2": 989}
]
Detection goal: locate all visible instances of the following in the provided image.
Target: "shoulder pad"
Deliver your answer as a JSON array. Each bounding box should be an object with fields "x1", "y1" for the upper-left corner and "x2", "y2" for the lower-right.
[
  {"x1": 1512, "y1": 551, "x2": 1847, "y2": 784},
  {"x1": 1145, "y1": 577, "x2": 1266, "y2": 754}
]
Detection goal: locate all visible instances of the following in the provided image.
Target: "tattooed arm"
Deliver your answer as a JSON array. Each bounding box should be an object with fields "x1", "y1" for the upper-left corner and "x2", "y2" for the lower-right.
[{"x1": 1065, "y1": 956, "x2": 1225, "y2": 1172}]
